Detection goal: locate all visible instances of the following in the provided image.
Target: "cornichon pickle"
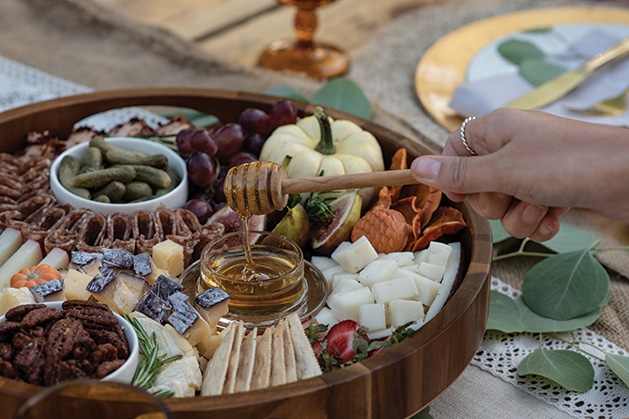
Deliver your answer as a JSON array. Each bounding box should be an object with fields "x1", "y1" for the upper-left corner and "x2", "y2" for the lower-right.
[
  {"x1": 105, "y1": 149, "x2": 168, "y2": 170},
  {"x1": 126, "y1": 165, "x2": 171, "y2": 188},
  {"x1": 93, "y1": 194, "x2": 111, "y2": 203},
  {"x1": 58, "y1": 155, "x2": 91, "y2": 199},
  {"x1": 71, "y1": 165, "x2": 136, "y2": 189},
  {"x1": 82, "y1": 147, "x2": 103, "y2": 170},
  {"x1": 123, "y1": 181, "x2": 153, "y2": 201},
  {"x1": 92, "y1": 181, "x2": 126, "y2": 203},
  {"x1": 155, "y1": 169, "x2": 181, "y2": 197}
]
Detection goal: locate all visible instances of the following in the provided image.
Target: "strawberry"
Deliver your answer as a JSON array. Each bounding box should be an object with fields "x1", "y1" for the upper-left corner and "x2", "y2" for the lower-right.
[{"x1": 323, "y1": 320, "x2": 369, "y2": 365}]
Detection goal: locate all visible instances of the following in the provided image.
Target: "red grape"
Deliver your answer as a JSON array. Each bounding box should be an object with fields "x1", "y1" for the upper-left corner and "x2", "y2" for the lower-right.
[
  {"x1": 238, "y1": 108, "x2": 270, "y2": 136},
  {"x1": 190, "y1": 129, "x2": 218, "y2": 157},
  {"x1": 228, "y1": 152, "x2": 257, "y2": 169},
  {"x1": 187, "y1": 151, "x2": 217, "y2": 188},
  {"x1": 213, "y1": 177, "x2": 226, "y2": 203},
  {"x1": 175, "y1": 128, "x2": 195, "y2": 154},
  {"x1": 268, "y1": 99, "x2": 298, "y2": 130},
  {"x1": 213, "y1": 123, "x2": 244, "y2": 159},
  {"x1": 242, "y1": 133, "x2": 265, "y2": 156},
  {"x1": 184, "y1": 198, "x2": 214, "y2": 224}
]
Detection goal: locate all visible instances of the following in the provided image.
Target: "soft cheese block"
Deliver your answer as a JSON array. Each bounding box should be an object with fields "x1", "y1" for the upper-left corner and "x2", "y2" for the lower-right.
[{"x1": 152, "y1": 239, "x2": 185, "y2": 277}]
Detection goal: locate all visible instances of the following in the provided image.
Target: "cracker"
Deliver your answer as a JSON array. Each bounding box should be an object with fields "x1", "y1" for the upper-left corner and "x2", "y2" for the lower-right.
[
  {"x1": 223, "y1": 321, "x2": 246, "y2": 394},
  {"x1": 270, "y1": 319, "x2": 286, "y2": 386},
  {"x1": 286, "y1": 313, "x2": 322, "y2": 379},
  {"x1": 250, "y1": 325, "x2": 273, "y2": 390},
  {"x1": 200, "y1": 321, "x2": 237, "y2": 396},
  {"x1": 234, "y1": 326, "x2": 257, "y2": 393},
  {"x1": 283, "y1": 319, "x2": 297, "y2": 384}
]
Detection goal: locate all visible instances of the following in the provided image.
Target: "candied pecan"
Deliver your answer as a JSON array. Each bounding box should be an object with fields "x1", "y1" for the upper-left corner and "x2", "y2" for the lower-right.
[
  {"x1": 0, "y1": 321, "x2": 22, "y2": 341},
  {"x1": 62, "y1": 301, "x2": 118, "y2": 329},
  {"x1": 43, "y1": 318, "x2": 94, "y2": 386},
  {"x1": 21, "y1": 307, "x2": 64, "y2": 329},
  {"x1": 13, "y1": 335, "x2": 46, "y2": 385},
  {"x1": 54, "y1": 359, "x2": 89, "y2": 384},
  {"x1": 87, "y1": 327, "x2": 129, "y2": 360},
  {"x1": 0, "y1": 359, "x2": 17, "y2": 379},
  {"x1": 0, "y1": 343, "x2": 14, "y2": 361},
  {"x1": 95, "y1": 359, "x2": 125, "y2": 379},
  {"x1": 91, "y1": 343, "x2": 119, "y2": 364},
  {"x1": 4, "y1": 304, "x2": 46, "y2": 322}
]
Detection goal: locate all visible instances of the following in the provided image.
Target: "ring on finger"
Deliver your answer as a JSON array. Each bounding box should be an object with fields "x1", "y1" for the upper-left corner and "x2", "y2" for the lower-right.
[{"x1": 460, "y1": 116, "x2": 478, "y2": 156}]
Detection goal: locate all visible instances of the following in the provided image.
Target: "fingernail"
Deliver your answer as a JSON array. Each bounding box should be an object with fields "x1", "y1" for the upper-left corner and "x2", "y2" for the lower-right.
[
  {"x1": 411, "y1": 158, "x2": 441, "y2": 180},
  {"x1": 522, "y1": 204, "x2": 545, "y2": 224}
]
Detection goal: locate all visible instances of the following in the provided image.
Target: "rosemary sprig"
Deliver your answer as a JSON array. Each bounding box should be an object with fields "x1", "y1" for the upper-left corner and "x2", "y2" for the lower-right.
[
  {"x1": 304, "y1": 192, "x2": 336, "y2": 222},
  {"x1": 125, "y1": 315, "x2": 182, "y2": 398}
]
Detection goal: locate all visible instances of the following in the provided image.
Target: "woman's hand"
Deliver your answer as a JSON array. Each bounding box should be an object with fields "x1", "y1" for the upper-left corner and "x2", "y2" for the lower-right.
[{"x1": 410, "y1": 108, "x2": 629, "y2": 241}]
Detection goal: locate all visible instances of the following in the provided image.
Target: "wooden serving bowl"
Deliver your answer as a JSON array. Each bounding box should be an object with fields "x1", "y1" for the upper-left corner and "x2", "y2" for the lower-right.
[{"x1": 0, "y1": 88, "x2": 492, "y2": 418}]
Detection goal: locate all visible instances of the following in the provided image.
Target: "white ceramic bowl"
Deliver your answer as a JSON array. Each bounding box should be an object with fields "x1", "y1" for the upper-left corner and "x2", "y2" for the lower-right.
[
  {"x1": 0, "y1": 301, "x2": 139, "y2": 385},
  {"x1": 49, "y1": 137, "x2": 188, "y2": 215}
]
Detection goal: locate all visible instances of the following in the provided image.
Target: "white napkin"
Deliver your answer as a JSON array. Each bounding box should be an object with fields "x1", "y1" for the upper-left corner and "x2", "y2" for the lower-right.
[{"x1": 449, "y1": 29, "x2": 629, "y2": 127}]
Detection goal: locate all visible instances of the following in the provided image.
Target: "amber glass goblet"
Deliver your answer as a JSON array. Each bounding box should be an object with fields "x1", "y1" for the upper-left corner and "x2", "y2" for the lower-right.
[{"x1": 258, "y1": 0, "x2": 350, "y2": 79}]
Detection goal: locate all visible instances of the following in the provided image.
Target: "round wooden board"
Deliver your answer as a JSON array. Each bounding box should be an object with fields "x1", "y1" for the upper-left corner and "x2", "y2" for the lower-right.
[
  {"x1": 0, "y1": 89, "x2": 492, "y2": 418},
  {"x1": 414, "y1": 6, "x2": 629, "y2": 132}
]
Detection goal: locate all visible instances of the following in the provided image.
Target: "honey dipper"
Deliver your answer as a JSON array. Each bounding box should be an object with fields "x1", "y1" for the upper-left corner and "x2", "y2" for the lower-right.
[{"x1": 224, "y1": 161, "x2": 417, "y2": 216}]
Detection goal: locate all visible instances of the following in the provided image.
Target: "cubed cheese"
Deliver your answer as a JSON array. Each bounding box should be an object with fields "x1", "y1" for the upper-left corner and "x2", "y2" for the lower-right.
[
  {"x1": 330, "y1": 241, "x2": 352, "y2": 263},
  {"x1": 153, "y1": 240, "x2": 184, "y2": 277},
  {"x1": 194, "y1": 287, "x2": 230, "y2": 334},
  {"x1": 0, "y1": 239, "x2": 43, "y2": 290},
  {"x1": 39, "y1": 247, "x2": 70, "y2": 270},
  {"x1": 359, "y1": 303, "x2": 387, "y2": 332},
  {"x1": 327, "y1": 286, "x2": 374, "y2": 322},
  {"x1": 417, "y1": 262, "x2": 446, "y2": 283},
  {"x1": 427, "y1": 241, "x2": 453, "y2": 265},
  {"x1": 310, "y1": 256, "x2": 339, "y2": 272},
  {"x1": 331, "y1": 273, "x2": 359, "y2": 290},
  {"x1": 335, "y1": 236, "x2": 378, "y2": 273},
  {"x1": 63, "y1": 269, "x2": 94, "y2": 301},
  {"x1": 313, "y1": 307, "x2": 338, "y2": 329},
  {"x1": 371, "y1": 276, "x2": 419, "y2": 304},
  {"x1": 387, "y1": 299, "x2": 425, "y2": 328},
  {"x1": 358, "y1": 259, "x2": 398, "y2": 288},
  {"x1": 376, "y1": 251, "x2": 415, "y2": 267},
  {"x1": 0, "y1": 228, "x2": 22, "y2": 267},
  {"x1": 413, "y1": 249, "x2": 429, "y2": 265},
  {"x1": 321, "y1": 265, "x2": 347, "y2": 291},
  {"x1": 197, "y1": 333, "x2": 224, "y2": 360},
  {"x1": 330, "y1": 278, "x2": 365, "y2": 296},
  {"x1": 411, "y1": 272, "x2": 441, "y2": 306},
  {"x1": 0, "y1": 287, "x2": 35, "y2": 315},
  {"x1": 367, "y1": 327, "x2": 395, "y2": 340}
]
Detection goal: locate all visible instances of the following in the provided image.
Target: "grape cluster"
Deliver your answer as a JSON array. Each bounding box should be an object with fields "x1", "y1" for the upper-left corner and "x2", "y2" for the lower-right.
[{"x1": 177, "y1": 99, "x2": 298, "y2": 223}]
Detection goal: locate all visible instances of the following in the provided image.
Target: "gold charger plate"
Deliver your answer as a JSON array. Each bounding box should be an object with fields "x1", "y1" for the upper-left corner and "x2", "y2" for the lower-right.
[{"x1": 414, "y1": 6, "x2": 629, "y2": 132}]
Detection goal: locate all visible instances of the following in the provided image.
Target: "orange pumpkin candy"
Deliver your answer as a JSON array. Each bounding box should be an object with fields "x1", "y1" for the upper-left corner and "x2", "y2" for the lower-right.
[{"x1": 10, "y1": 264, "x2": 62, "y2": 289}]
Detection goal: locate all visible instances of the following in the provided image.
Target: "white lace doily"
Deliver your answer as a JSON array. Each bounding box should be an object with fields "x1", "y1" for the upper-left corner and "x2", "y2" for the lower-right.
[
  {"x1": 474, "y1": 277, "x2": 629, "y2": 418},
  {"x1": 0, "y1": 55, "x2": 168, "y2": 131}
]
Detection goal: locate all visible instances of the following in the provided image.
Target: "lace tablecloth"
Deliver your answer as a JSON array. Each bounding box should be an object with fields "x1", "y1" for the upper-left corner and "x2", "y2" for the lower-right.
[{"x1": 3, "y1": 53, "x2": 629, "y2": 419}]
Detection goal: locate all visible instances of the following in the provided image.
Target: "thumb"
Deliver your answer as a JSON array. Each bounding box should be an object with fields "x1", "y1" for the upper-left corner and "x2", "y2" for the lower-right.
[{"x1": 410, "y1": 155, "x2": 492, "y2": 195}]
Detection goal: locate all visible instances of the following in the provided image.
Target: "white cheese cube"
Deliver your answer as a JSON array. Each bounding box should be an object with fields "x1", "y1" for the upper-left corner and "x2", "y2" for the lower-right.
[
  {"x1": 0, "y1": 287, "x2": 36, "y2": 316},
  {"x1": 387, "y1": 299, "x2": 425, "y2": 328},
  {"x1": 331, "y1": 241, "x2": 352, "y2": 263},
  {"x1": 311, "y1": 256, "x2": 338, "y2": 272},
  {"x1": 417, "y1": 262, "x2": 447, "y2": 283},
  {"x1": 425, "y1": 243, "x2": 461, "y2": 323},
  {"x1": 321, "y1": 265, "x2": 347, "y2": 291},
  {"x1": 331, "y1": 278, "x2": 365, "y2": 296},
  {"x1": 358, "y1": 259, "x2": 398, "y2": 288},
  {"x1": 376, "y1": 252, "x2": 415, "y2": 267},
  {"x1": 367, "y1": 327, "x2": 395, "y2": 340},
  {"x1": 413, "y1": 249, "x2": 429, "y2": 265},
  {"x1": 314, "y1": 307, "x2": 338, "y2": 329},
  {"x1": 371, "y1": 276, "x2": 419, "y2": 304},
  {"x1": 331, "y1": 273, "x2": 359, "y2": 290},
  {"x1": 335, "y1": 236, "x2": 378, "y2": 273},
  {"x1": 428, "y1": 241, "x2": 452, "y2": 260},
  {"x1": 392, "y1": 267, "x2": 416, "y2": 278},
  {"x1": 411, "y1": 273, "x2": 441, "y2": 306},
  {"x1": 327, "y1": 287, "x2": 374, "y2": 322},
  {"x1": 0, "y1": 239, "x2": 43, "y2": 291},
  {"x1": 0, "y1": 228, "x2": 22, "y2": 267},
  {"x1": 39, "y1": 247, "x2": 70, "y2": 270},
  {"x1": 428, "y1": 248, "x2": 452, "y2": 268},
  {"x1": 359, "y1": 303, "x2": 386, "y2": 332}
]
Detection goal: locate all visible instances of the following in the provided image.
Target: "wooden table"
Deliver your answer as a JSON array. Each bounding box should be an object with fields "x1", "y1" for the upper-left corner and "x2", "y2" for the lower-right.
[{"x1": 90, "y1": 0, "x2": 439, "y2": 70}]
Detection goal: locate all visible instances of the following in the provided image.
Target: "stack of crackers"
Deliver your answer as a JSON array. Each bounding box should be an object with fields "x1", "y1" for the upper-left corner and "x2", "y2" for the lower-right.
[{"x1": 200, "y1": 313, "x2": 322, "y2": 395}]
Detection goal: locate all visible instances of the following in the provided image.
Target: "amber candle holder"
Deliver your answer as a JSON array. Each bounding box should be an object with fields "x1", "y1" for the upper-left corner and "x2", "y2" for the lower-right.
[{"x1": 258, "y1": 0, "x2": 350, "y2": 79}]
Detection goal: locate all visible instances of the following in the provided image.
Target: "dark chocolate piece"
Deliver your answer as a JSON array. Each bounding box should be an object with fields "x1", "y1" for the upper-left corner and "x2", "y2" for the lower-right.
[
  {"x1": 134, "y1": 291, "x2": 172, "y2": 324},
  {"x1": 151, "y1": 274, "x2": 184, "y2": 300},
  {"x1": 85, "y1": 268, "x2": 117, "y2": 293},
  {"x1": 133, "y1": 253, "x2": 153, "y2": 276},
  {"x1": 70, "y1": 251, "x2": 102, "y2": 266},
  {"x1": 194, "y1": 287, "x2": 230, "y2": 309},
  {"x1": 102, "y1": 249, "x2": 134, "y2": 269},
  {"x1": 30, "y1": 279, "x2": 64, "y2": 302}
]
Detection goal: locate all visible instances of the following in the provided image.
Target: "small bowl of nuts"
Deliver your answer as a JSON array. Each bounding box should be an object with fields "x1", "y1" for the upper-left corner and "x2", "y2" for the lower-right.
[
  {"x1": 49, "y1": 137, "x2": 188, "y2": 215},
  {"x1": 0, "y1": 300, "x2": 140, "y2": 385}
]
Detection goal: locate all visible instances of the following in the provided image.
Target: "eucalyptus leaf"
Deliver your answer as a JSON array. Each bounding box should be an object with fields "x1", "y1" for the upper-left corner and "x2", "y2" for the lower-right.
[
  {"x1": 522, "y1": 250, "x2": 610, "y2": 320},
  {"x1": 487, "y1": 291, "x2": 523, "y2": 332},
  {"x1": 518, "y1": 58, "x2": 565, "y2": 86},
  {"x1": 517, "y1": 349, "x2": 594, "y2": 392},
  {"x1": 409, "y1": 406, "x2": 432, "y2": 419},
  {"x1": 605, "y1": 353, "x2": 629, "y2": 388},
  {"x1": 487, "y1": 291, "x2": 600, "y2": 333},
  {"x1": 160, "y1": 108, "x2": 219, "y2": 127},
  {"x1": 189, "y1": 114, "x2": 220, "y2": 127},
  {"x1": 537, "y1": 223, "x2": 598, "y2": 254},
  {"x1": 311, "y1": 78, "x2": 373, "y2": 119},
  {"x1": 489, "y1": 219, "x2": 511, "y2": 244},
  {"x1": 264, "y1": 85, "x2": 309, "y2": 102},
  {"x1": 497, "y1": 39, "x2": 545, "y2": 65}
]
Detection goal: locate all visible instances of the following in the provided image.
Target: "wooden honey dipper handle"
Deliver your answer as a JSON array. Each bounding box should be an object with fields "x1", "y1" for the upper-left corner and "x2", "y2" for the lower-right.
[
  {"x1": 224, "y1": 161, "x2": 418, "y2": 216},
  {"x1": 281, "y1": 169, "x2": 416, "y2": 195}
]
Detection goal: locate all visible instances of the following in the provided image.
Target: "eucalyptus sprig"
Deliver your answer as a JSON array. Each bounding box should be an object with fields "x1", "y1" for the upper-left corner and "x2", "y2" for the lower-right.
[
  {"x1": 125, "y1": 315, "x2": 182, "y2": 398},
  {"x1": 487, "y1": 220, "x2": 629, "y2": 392}
]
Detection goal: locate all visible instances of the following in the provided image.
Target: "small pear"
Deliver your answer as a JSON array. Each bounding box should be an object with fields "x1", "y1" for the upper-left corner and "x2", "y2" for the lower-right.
[
  {"x1": 271, "y1": 203, "x2": 311, "y2": 248},
  {"x1": 310, "y1": 190, "x2": 362, "y2": 256}
]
